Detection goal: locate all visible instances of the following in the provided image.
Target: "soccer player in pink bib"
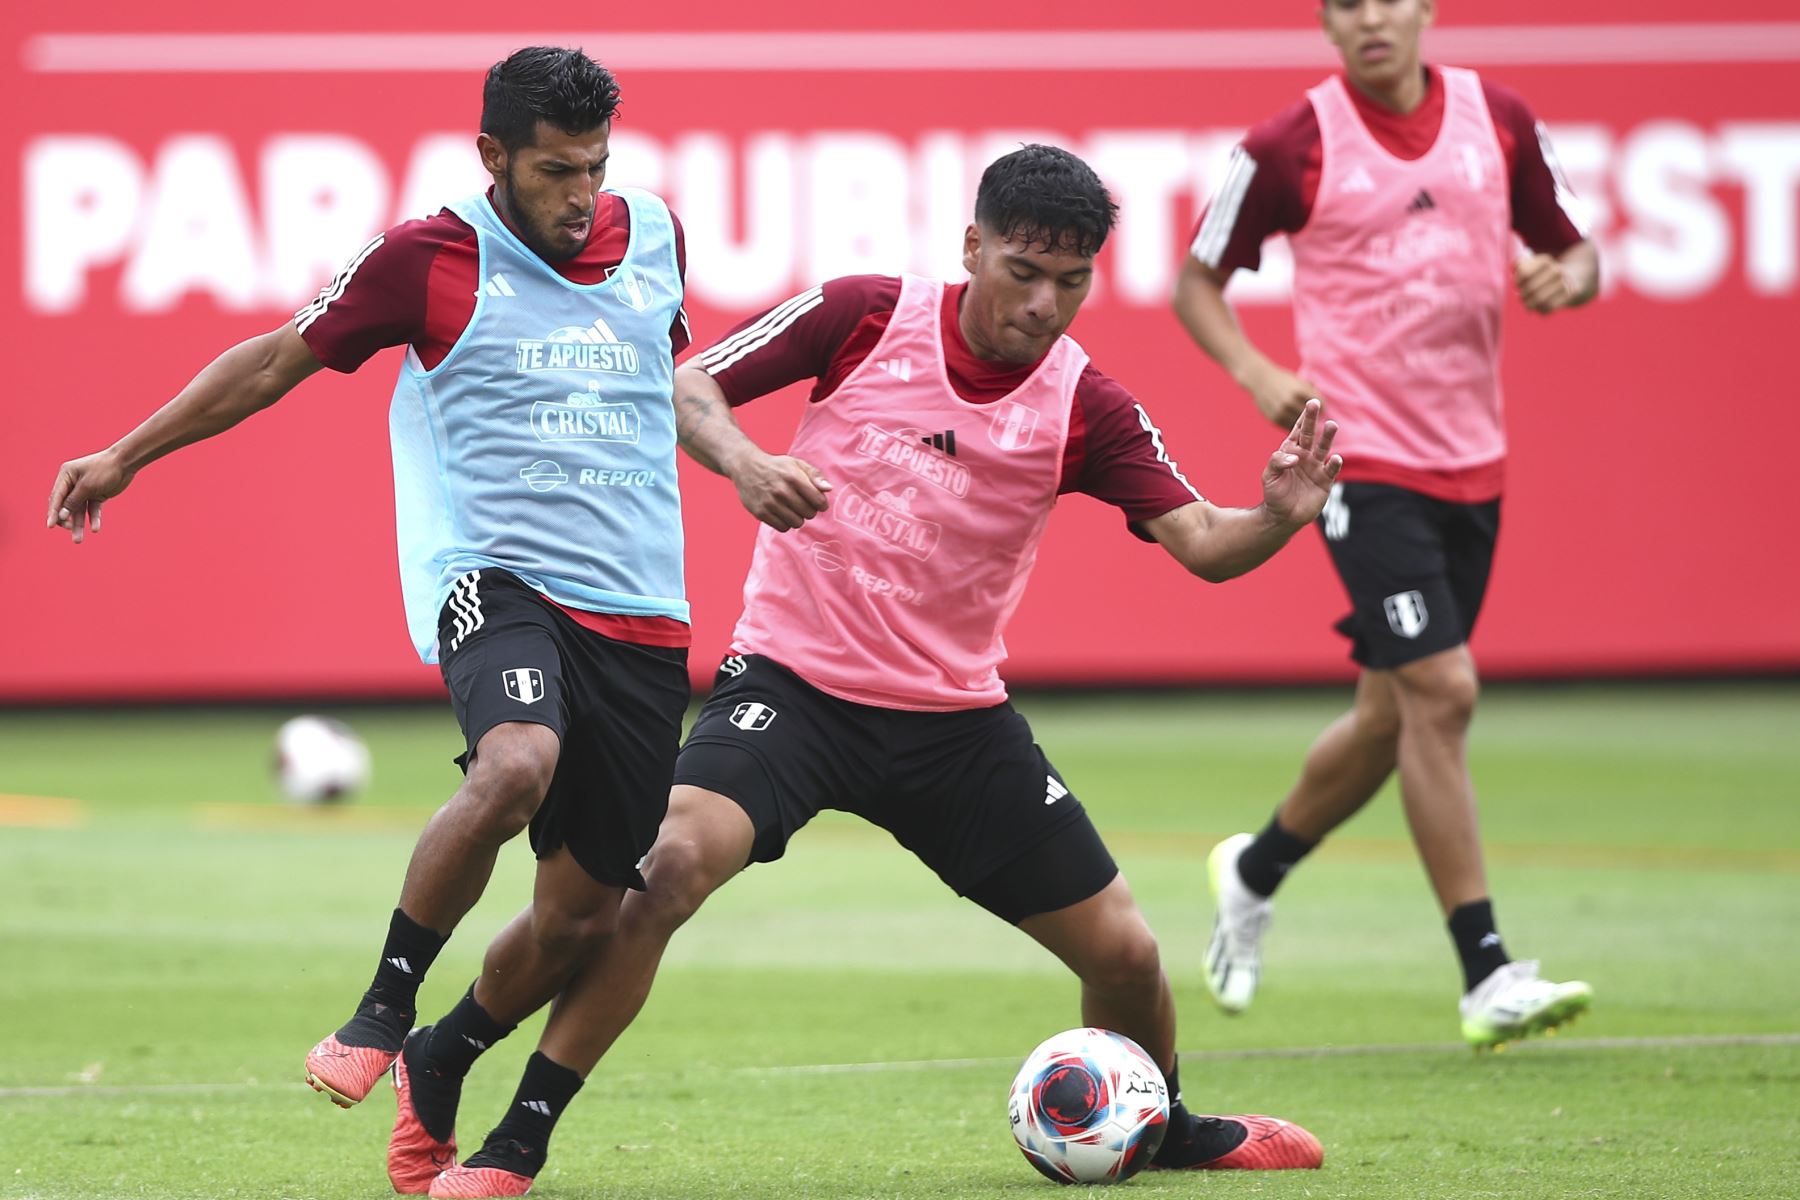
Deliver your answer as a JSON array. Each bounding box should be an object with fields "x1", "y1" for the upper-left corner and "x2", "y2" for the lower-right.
[
  {"x1": 1172, "y1": 0, "x2": 1600, "y2": 1048},
  {"x1": 410, "y1": 145, "x2": 1335, "y2": 1196}
]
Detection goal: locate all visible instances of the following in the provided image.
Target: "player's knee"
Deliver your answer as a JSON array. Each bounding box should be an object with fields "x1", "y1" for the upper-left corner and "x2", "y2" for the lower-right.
[
  {"x1": 464, "y1": 742, "x2": 557, "y2": 836},
  {"x1": 1423, "y1": 673, "x2": 1479, "y2": 731},
  {"x1": 1083, "y1": 924, "x2": 1163, "y2": 994},
  {"x1": 530, "y1": 898, "x2": 617, "y2": 963},
  {"x1": 1397, "y1": 655, "x2": 1480, "y2": 733},
  {"x1": 1354, "y1": 698, "x2": 1402, "y2": 744},
  {"x1": 634, "y1": 832, "x2": 726, "y2": 932}
]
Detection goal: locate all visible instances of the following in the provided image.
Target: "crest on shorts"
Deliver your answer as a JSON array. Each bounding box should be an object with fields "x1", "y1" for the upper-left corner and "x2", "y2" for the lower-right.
[
  {"x1": 1383, "y1": 592, "x2": 1429, "y2": 639},
  {"x1": 503, "y1": 667, "x2": 546, "y2": 704},
  {"x1": 987, "y1": 401, "x2": 1039, "y2": 451},
  {"x1": 729, "y1": 701, "x2": 777, "y2": 731}
]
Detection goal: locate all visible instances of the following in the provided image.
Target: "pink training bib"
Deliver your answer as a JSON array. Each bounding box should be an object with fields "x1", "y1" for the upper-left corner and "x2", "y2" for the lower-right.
[
  {"x1": 731, "y1": 274, "x2": 1084, "y2": 710},
  {"x1": 1290, "y1": 67, "x2": 1514, "y2": 473}
]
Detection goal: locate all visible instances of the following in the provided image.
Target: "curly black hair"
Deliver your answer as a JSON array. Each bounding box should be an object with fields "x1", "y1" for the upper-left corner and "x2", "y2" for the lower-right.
[
  {"x1": 481, "y1": 47, "x2": 622, "y2": 154},
  {"x1": 973, "y1": 144, "x2": 1119, "y2": 257}
]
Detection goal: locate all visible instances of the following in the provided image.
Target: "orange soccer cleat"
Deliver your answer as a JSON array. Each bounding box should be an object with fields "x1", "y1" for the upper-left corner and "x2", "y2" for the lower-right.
[
  {"x1": 389, "y1": 1032, "x2": 458, "y2": 1194},
  {"x1": 427, "y1": 1164, "x2": 534, "y2": 1198},
  {"x1": 305, "y1": 1034, "x2": 401, "y2": 1108},
  {"x1": 1150, "y1": 1112, "x2": 1323, "y2": 1171}
]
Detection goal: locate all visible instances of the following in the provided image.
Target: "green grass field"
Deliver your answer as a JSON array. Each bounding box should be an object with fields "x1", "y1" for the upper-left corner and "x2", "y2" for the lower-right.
[{"x1": 3, "y1": 684, "x2": 1797, "y2": 1199}]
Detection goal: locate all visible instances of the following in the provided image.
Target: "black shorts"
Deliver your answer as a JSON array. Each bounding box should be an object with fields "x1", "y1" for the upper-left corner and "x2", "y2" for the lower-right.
[
  {"x1": 437, "y1": 568, "x2": 689, "y2": 889},
  {"x1": 1318, "y1": 482, "x2": 1502, "y2": 669},
  {"x1": 672, "y1": 655, "x2": 1118, "y2": 924}
]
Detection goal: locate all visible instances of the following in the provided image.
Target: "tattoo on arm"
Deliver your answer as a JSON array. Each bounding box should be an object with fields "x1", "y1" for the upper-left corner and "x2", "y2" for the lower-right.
[
  {"x1": 674, "y1": 389, "x2": 719, "y2": 447},
  {"x1": 673, "y1": 385, "x2": 750, "y2": 476}
]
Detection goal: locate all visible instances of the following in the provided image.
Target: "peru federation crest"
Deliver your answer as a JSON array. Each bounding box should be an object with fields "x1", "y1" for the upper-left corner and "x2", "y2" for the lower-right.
[
  {"x1": 988, "y1": 400, "x2": 1039, "y2": 451},
  {"x1": 503, "y1": 667, "x2": 546, "y2": 704}
]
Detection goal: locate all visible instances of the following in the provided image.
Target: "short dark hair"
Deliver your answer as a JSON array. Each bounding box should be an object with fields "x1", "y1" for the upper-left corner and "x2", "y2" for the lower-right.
[
  {"x1": 481, "y1": 47, "x2": 622, "y2": 154},
  {"x1": 973, "y1": 144, "x2": 1119, "y2": 257}
]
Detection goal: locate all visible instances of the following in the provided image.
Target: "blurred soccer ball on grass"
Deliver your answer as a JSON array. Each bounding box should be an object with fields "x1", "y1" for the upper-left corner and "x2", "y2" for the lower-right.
[{"x1": 273, "y1": 715, "x2": 370, "y2": 804}]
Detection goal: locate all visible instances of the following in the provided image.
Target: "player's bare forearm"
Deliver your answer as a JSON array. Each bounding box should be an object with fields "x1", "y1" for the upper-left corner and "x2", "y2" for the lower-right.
[
  {"x1": 114, "y1": 324, "x2": 319, "y2": 473},
  {"x1": 672, "y1": 365, "x2": 759, "y2": 477},
  {"x1": 1141, "y1": 401, "x2": 1338, "y2": 581},
  {"x1": 1173, "y1": 257, "x2": 1316, "y2": 427},
  {"x1": 48, "y1": 323, "x2": 320, "y2": 542},
  {"x1": 1515, "y1": 240, "x2": 1601, "y2": 314},
  {"x1": 1144, "y1": 501, "x2": 1299, "y2": 584},
  {"x1": 1172, "y1": 257, "x2": 1265, "y2": 385},
  {"x1": 671, "y1": 365, "x2": 830, "y2": 530},
  {"x1": 1557, "y1": 239, "x2": 1600, "y2": 308}
]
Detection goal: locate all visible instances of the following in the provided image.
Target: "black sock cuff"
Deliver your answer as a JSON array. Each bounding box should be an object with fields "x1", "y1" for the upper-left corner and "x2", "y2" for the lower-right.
[
  {"x1": 516, "y1": 1052, "x2": 585, "y2": 1109},
  {"x1": 1447, "y1": 898, "x2": 1497, "y2": 940},
  {"x1": 456, "y1": 985, "x2": 516, "y2": 1041},
  {"x1": 390, "y1": 907, "x2": 450, "y2": 955},
  {"x1": 1447, "y1": 898, "x2": 1510, "y2": 991},
  {"x1": 1262, "y1": 813, "x2": 1318, "y2": 856},
  {"x1": 1235, "y1": 813, "x2": 1318, "y2": 897},
  {"x1": 421, "y1": 984, "x2": 517, "y2": 1076},
  {"x1": 361, "y1": 908, "x2": 451, "y2": 1015}
]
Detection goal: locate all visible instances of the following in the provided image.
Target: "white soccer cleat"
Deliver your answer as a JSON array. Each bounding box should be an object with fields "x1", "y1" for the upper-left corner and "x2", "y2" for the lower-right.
[
  {"x1": 1459, "y1": 959, "x2": 1593, "y2": 1050},
  {"x1": 1204, "y1": 833, "x2": 1272, "y2": 1015}
]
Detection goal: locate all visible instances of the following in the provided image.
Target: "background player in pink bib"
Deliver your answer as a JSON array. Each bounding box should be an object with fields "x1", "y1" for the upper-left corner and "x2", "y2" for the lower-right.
[
  {"x1": 407, "y1": 145, "x2": 1340, "y2": 1194},
  {"x1": 1172, "y1": 0, "x2": 1600, "y2": 1048}
]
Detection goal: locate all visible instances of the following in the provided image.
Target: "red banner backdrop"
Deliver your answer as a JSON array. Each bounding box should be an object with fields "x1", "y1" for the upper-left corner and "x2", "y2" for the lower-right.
[{"x1": 3, "y1": 1, "x2": 1796, "y2": 699}]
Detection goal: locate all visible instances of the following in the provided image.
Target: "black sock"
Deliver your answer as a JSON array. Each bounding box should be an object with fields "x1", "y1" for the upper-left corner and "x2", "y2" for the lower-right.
[
  {"x1": 1151, "y1": 1060, "x2": 1248, "y2": 1167},
  {"x1": 1448, "y1": 899, "x2": 1510, "y2": 992},
  {"x1": 1235, "y1": 814, "x2": 1317, "y2": 898},
  {"x1": 465, "y1": 1052, "x2": 585, "y2": 1180},
  {"x1": 361, "y1": 907, "x2": 448, "y2": 1016},
  {"x1": 400, "y1": 1031, "x2": 461, "y2": 1144},
  {"x1": 421, "y1": 985, "x2": 516, "y2": 1079},
  {"x1": 335, "y1": 909, "x2": 447, "y2": 1049}
]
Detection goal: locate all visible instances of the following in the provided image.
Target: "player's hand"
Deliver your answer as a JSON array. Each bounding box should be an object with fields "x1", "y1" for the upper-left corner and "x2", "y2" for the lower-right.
[
  {"x1": 730, "y1": 451, "x2": 833, "y2": 532},
  {"x1": 1242, "y1": 361, "x2": 1322, "y2": 428},
  {"x1": 47, "y1": 449, "x2": 134, "y2": 544},
  {"x1": 1260, "y1": 399, "x2": 1342, "y2": 529},
  {"x1": 1514, "y1": 252, "x2": 1576, "y2": 313}
]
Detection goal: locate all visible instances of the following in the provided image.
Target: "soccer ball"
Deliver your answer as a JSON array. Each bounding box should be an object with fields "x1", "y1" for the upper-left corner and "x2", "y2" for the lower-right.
[
  {"x1": 273, "y1": 715, "x2": 371, "y2": 804},
  {"x1": 1008, "y1": 1027, "x2": 1169, "y2": 1184}
]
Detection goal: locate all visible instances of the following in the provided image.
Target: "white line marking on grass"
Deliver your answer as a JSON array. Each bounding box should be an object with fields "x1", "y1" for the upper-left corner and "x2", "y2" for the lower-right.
[
  {"x1": 735, "y1": 1032, "x2": 1800, "y2": 1077},
  {"x1": 5, "y1": 1033, "x2": 1795, "y2": 1098},
  {"x1": 0, "y1": 1082, "x2": 265, "y2": 1098}
]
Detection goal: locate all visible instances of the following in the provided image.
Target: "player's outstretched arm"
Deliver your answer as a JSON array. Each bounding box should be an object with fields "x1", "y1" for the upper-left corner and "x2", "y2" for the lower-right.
[
  {"x1": 672, "y1": 364, "x2": 832, "y2": 533},
  {"x1": 47, "y1": 323, "x2": 324, "y2": 543},
  {"x1": 1172, "y1": 256, "x2": 1320, "y2": 428},
  {"x1": 1143, "y1": 400, "x2": 1341, "y2": 583},
  {"x1": 1515, "y1": 238, "x2": 1600, "y2": 314}
]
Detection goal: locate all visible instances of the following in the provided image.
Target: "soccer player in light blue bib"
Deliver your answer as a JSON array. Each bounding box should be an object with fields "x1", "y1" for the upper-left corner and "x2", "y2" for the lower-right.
[{"x1": 48, "y1": 48, "x2": 694, "y2": 1195}]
